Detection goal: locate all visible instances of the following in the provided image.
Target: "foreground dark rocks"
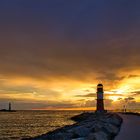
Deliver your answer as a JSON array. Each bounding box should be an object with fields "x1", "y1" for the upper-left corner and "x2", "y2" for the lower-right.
[{"x1": 24, "y1": 112, "x2": 123, "y2": 140}]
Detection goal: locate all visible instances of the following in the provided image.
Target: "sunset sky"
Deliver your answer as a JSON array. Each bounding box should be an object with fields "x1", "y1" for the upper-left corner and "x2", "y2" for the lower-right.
[{"x1": 0, "y1": 0, "x2": 140, "y2": 110}]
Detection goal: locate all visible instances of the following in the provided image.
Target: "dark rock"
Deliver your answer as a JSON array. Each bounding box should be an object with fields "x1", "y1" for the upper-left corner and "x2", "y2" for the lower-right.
[
  {"x1": 103, "y1": 123, "x2": 119, "y2": 135},
  {"x1": 88, "y1": 131, "x2": 108, "y2": 140},
  {"x1": 68, "y1": 126, "x2": 90, "y2": 137},
  {"x1": 71, "y1": 113, "x2": 95, "y2": 122},
  {"x1": 72, "y1": 138, "x2": 86, "y2": 140},
  {"x1": 24, "y1": 113, "x2": 123, "y2": 140}
]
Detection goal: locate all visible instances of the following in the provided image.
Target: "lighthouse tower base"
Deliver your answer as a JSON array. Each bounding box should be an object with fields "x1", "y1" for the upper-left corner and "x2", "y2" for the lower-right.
[
  {"x1": 95, "y1": 99, "x2": 107, "y2": 114},
  {"x1": 97, "y1": 99, "x2": 104, "y2": 111},
  {"x1": 95, "y1": 110, "x2": 107, "y2": 114}
]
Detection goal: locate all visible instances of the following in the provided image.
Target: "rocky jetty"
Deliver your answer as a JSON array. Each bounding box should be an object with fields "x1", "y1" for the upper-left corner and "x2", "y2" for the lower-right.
[{"x1": 24, "y1": 112, "x2": 123, "y2": 140}]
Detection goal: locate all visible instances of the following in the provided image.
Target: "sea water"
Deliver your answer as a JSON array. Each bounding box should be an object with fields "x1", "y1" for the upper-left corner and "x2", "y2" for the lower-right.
[{"x1": 0, "y1": 110, "x2": 83, "y2": 140}]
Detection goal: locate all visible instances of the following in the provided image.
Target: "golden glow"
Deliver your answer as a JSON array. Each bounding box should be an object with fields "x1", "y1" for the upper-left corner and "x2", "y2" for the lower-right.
[
  {"x1": 33, "y1": 107, "x2": 96, "y2": 111},
  {"x1": 109, "y1": 96, "x2": 122, "y2": 102},
  {"x1": 0, "y1": 69, "x2": 140, "y2": 110}
]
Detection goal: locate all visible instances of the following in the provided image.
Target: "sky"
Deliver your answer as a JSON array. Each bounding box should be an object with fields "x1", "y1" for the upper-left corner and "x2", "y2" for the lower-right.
[{"x1": 0, "y1": 0, "x2": 140, "y2": 110}]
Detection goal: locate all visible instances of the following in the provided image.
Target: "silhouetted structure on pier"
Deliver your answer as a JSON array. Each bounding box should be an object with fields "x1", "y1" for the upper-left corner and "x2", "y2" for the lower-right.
[
  {"x1": 0, "y1": 102, "x2": 15, "y2": 112},
  {"x1": 9, "y1": 102, "x2": 11, "y2": 111},
  {"x1": 96, "y1": 84, "x2": 106, "y2": 113}
]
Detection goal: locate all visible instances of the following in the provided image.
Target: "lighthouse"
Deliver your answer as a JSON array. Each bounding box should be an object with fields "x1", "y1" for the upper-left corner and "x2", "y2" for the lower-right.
[
  {"x1": 9, "y1": 102, "x2": 11, "y2": 111},
  {"x1": 96, "y1": 84, "x2": 105, "y2": 112}
]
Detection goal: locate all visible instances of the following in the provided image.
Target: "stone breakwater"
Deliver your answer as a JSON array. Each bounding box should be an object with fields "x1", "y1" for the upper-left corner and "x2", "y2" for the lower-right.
[{"x1": 25, "y1": 112, "x2": 123, "y2": 140}]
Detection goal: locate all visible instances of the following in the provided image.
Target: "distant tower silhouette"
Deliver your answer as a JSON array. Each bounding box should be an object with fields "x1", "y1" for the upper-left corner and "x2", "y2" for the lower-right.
[
  {"x1": 96, "y1": 84, "x2": 105, "y2": 112},
  {"x1": 9, "y1": 102, "x2": 11, "y2": 111}
]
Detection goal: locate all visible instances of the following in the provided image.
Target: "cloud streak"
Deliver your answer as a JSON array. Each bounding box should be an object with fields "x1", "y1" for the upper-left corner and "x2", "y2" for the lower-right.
[{"x1": 76, "y1": 93, "x2": 123, "y2": 98}]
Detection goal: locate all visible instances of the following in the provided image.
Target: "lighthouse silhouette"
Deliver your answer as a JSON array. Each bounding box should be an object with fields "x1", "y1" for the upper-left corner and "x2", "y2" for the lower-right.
[{"x1": 96, "y1": 84, "x2": 105, "y2": 112}]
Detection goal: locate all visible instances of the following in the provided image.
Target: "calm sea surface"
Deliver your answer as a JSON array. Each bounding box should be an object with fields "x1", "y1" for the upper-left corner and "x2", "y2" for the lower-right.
[{"x1": 0, "y1": 110, "x2": 83, "y2": 140}]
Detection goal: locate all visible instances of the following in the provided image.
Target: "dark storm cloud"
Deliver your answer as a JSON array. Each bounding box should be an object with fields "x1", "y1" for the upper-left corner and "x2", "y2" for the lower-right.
[{"x1": 0, "y1": 0, "x2": 140, "y2": 81}]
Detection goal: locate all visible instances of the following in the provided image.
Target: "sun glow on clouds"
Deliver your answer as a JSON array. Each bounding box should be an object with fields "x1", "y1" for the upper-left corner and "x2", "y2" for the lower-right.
[
  {"x1": 116, "y1": 71, "x2": 140, "y2": 99},
  {"x1": 109, "y1": 96, "x2": 121, "y2": 102},
  {"x1": 0, "y1": 71, "x2": 140, "y2": 110}
]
